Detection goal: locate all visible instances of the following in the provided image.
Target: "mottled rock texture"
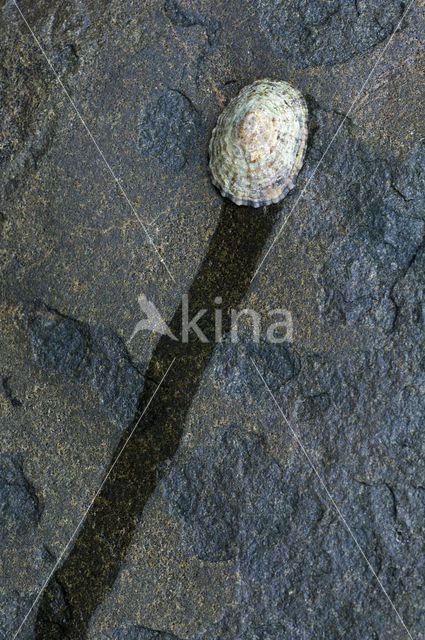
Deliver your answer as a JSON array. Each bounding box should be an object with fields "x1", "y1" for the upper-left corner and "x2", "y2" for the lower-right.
[
  {"x1": 114, "y1": 626, "x2": 181, "y2": 640},
  {"x1": 0, "y1": 0, "x2": 92, "y2": 200},
  {"x1": 257, "y1": 0, "x2": 405, "y2": 67},
  {"x1": 26, "y1": 304, "x2": 144, "y2": 427},
  {"x1": 1, "y1": 0, "x2": 424, "y2": 639},
  {"x1": 138, "y1": 89, "x2": 201, "y2": 171},
  {"x1": 0, "y1": 453, "x2": 41, "y2": 538}
]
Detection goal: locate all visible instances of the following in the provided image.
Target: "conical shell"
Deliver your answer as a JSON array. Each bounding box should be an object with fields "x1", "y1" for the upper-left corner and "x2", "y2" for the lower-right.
[{"x1": 209, "y1": 79, "x2": 308, "y2": 207}]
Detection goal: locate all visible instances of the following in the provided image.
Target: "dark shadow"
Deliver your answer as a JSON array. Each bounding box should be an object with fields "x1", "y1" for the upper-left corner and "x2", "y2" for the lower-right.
[{"x1": 34, "y1": 200, "x2": 280, "y2": 639}]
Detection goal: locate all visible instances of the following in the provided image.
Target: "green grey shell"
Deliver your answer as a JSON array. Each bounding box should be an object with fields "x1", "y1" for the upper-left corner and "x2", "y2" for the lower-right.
[{"x1": 209, "y1": 79, "x2": 308, "y2": 207}]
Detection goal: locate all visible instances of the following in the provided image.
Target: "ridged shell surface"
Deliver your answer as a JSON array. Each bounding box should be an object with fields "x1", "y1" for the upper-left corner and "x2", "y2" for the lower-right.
[{"x1": 209, "y1": 79, "x2": 308, "y2": 207}]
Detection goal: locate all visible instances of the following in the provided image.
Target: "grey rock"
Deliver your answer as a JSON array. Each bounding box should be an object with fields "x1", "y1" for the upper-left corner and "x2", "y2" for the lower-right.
[
  {"x1": 234, "y1": 629, "x2": 287, "y2": 640},
  {"x1": 392, "y1": 246, "x2": 425, "y2": 335},
  {"x1": 214, "y1": 334, "x2": 300, "y2": 400},
  {"x1": 137, "y1": 89, "x2": 201, "y2": 170},
  {"x1": 164, "y1": 0, "x2": 199, "y2": 28},
  {"x1": 162, "y1": 414, "x2": 425, "y2": 638},
  {"x1": 27, "y1": 308, "x2": 88, "y2": 376},
  {"x1": 162, "y1": 424, "x2": 376, "y2": 638},
  {"x1": 88, "y1": 326, "x2": 144, "y2": 427},
  {"x1": 161, "y1": 423, "x2": 324, "y2": 584},
  {"x1": 392, "y1": 140, "x2": 425, "y2": 215},
  {"x1": 155, "y1": 106, "x2": 425, "y2": 639},
  {"x1": 1, "y1": 0, "x2": 424, "y2": 638},
  {"x1": 26, "y1": 305, "x2": 144, "y2": 427},
  {"x1": 256, "y1": 0, "x2": 405, "y2": 68},
  {"x1": 0, "y1": 0, "x2": 89, "y2": 198},
  {"x1": 0, "y1": 590, "x2": 35, "y2": 640},
  {"x1": 161, "y1": 426, "x2": 250, "y2": 562},
  {"x1": 164, "y1": 0, "x2": 220, "y2": 46},
  {"x1": 113, "y1": 626, "x2": 181, "y2": 640},
  {"x1": 296, "y1": 107, "x2": 425, "y2": 332},
  {"x1": 0, "y1": 454, "x2": 40, "y2": 538},
  {"x1": 1, "y1": 375, "x2": 22, "y2": 407}
]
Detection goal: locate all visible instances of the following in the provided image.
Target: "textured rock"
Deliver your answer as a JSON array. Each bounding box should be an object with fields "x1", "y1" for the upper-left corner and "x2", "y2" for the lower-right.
[
  {"x1": 280, "y1": 105, "x2": 425, "y2": 336},
  {"x1": 164, "y1": 0, "x2": 220, "y2": 46},
  {"x1": 1, "y1": 375, "x2": 22, "y2": 407},
  {"x1": 138, "y1": 89, "x2": 201, "y2": 170},
  {"x1": 392, "y1": 246, "x2": 425, "y2": 335},
  {"x1": 0, "y1": 591, "x2": 35, "y2": 640},
  {"x1": 152, "y1": 103, "x2": 425, "y2": 639},
  {"x1": 26, "y1": 305, "x2": 144, "y2": 427},
  {"x1": 214, "y1": 334, "x2": 300, "y2": 400},
  {"x1": 113, "y1": 625, "x2": 181, "y2": 640},
  {"x1": 0, "y1": 453, "x2": 40, "y2": 538},
  {"x1": 0, "y1": 0, "x2": 92, "y2": 199},
  {"x1": 257, "y1": 0, "x2": 405, "y2": 68},
  {"x1": 162, "y1": 424, "x2": 324, "y2": 568},
  {"x1": 34, "y1": 579, "x2": 72, "y2": 640},
  {"x1": 1, "y1": 0, "x2": 424, "y2": 639},
  {"x1": 392, "y1": 140, "x2": 425, "y2": 217}
]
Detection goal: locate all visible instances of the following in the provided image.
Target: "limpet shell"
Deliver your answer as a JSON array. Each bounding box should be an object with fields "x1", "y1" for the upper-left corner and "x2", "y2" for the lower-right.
[{"x1": 209, "y1": 79, "x2": 308, "y2": 207}]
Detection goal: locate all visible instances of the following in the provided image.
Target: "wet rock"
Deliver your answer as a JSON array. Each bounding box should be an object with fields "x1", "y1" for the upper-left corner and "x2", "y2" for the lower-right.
[
  {"x1": 137, "y1": 89, "x2": 201, "y2": 171},
  {"x1": 256, "y1": 0, "x2": 405, "y2": 68},
  {"x1": 174, "y1": 270, "x2": 425, "y2": 639},
  {"x1": 0, "y1": 453, "x2": 40, "y2": 538},
  {"x1": 26, "y1": 305, "x2": 144, "y2": 427},
  {"x1": 34, "y1": 578, "x2": 72, "y2": 640},
  {"x1": 113, "y1": 626, "x2": 181, "y2": 640},
  {"x1": 153, "y1": 131, "x2": 425, "y2": 631}
]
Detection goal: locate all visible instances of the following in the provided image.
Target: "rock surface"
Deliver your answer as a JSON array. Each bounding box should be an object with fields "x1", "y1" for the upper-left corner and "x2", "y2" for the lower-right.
[
  {"x1": 257, "y1": 0, "x2": 406, "y2": 67},
  {"x1": 0, "y1": 453, "x2": 41, "y2": 538},
  {"x1": 138, "y1": 89, "x2": 202, "y2": 171},
  {"x1": 114, "y1": 626, "x2": 181, "y2": 640},
  {"x1": 26, "y1": 304, "x2": 145, "y2": 427},
  {"x1": 1, "y1": 0, "x2": 424, "y2": 639}
]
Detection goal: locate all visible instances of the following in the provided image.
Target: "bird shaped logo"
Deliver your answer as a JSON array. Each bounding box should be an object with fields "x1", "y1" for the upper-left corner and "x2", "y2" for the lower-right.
[{"x1": 129, "y1": 294, "x2": 177, "y2": 342}]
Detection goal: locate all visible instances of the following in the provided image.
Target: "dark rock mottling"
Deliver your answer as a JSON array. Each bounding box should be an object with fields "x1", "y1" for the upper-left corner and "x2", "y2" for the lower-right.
[
  {"x1": 0, "y1": 454, "x2": 40, "y2": 538},
  {"x1": 257, "y1": 0, "x2": 405, "y2": 68},
  {"x1": 26, "y1": 305, "x2": 144, "y2": 427},
  {"x1": 1, "y1": 375, "x2": 22, "y2": 407},
  {"x1": 0, "y1": 0, "x2": 91, "y2": 198},
  {"x1": 113, "y1": 625, "x2": 181, "y2": 640},
  {"x1": 215, "y1": 335, "x2": 300, "y2": 400},
  {"x1": 138, "y1": 89, "x2": 201, "y2": 171},
  {"x1": 1, "y1": 0, "x2": 424, "y2": 638},
  {"x1": 164, "y1": 0, "x2": 220, "y2": 47}
]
